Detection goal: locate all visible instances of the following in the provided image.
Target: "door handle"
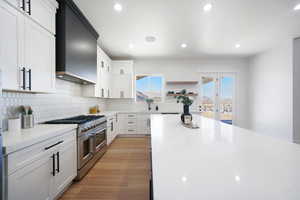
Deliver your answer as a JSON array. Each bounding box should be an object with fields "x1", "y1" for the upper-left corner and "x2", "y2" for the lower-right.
[
  {"x1": 20, "y1": 0, "x2": 25, "y2": 11},
  {"x1": 27, "y1": 69, "x2": 31, "y2": 90},
  {"x1": 44, "y1": 140, "x2": 64, "y2": 150},
  {"x1": 56, "y1": 152, "x2": 60, "y2": 173},
  {"x1": 52, "y1": 154, "x2": 56, "y2": 176},
  {"x1": 21, "y1": 67, "x2": 26, "y2": 90},
  {"x1": 26, "y1": 0, "x2": 31, "y2": 15}
]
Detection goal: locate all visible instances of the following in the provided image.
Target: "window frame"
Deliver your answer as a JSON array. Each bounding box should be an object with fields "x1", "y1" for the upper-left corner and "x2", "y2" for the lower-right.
[{"x1": 135, "y1": 74, "x2": 165, "y2": 103}]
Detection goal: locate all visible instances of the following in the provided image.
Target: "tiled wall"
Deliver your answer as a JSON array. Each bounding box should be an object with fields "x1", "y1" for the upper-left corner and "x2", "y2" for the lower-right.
[{"x1": 1, "y1": 79, "x2": 106, "y2": 131}]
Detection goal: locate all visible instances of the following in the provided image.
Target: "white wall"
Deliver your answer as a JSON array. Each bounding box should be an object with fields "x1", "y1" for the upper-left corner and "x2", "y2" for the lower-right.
[
  {"x1": 293, "y1": 38, "x2": 300, "y2": 143},
  {"x1": 106, "y1": 58, "x2": 250, "y2": 128},
  {"x1": 248, "y1": 40, "x2": 293, "y2": 141}
]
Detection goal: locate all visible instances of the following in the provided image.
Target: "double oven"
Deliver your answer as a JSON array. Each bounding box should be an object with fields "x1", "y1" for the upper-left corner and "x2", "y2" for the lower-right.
[
  {"x1": 45, "y1": 115, "x2": 107, "y2": 180},
  {"x1": 77, "y1": 121, "x2": 107, "y2": 180}
]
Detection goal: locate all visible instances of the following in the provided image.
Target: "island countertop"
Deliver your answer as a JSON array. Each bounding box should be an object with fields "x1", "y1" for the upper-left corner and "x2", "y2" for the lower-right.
[{"x1": 150, "y1": 114, "x2": 300, "y2": 200}]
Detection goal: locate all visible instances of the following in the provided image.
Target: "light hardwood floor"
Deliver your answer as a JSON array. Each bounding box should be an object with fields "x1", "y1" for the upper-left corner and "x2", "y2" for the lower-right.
[{"x1": 59, "y1": 137, "x2": 150, "y2": 200}]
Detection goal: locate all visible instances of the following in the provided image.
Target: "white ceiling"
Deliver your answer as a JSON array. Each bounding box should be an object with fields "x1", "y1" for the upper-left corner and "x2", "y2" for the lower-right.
[{"x1": 74, "y1": 0, "x2": 300, "y2": 59}]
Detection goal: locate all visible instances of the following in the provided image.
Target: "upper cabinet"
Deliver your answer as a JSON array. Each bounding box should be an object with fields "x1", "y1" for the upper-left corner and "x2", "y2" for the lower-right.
[
  {"x1": 0, "y1": 0, "x2": 57, "y2": 93},
  {"x1": 82, "y1": 45, "x2": 112, "y2": 98},
  {"x1": 110, "y1": 61, "x2": 134, "y2": 99},
  {"x1": 5, "y1": 0, "x2": 58, "y2": 34}
]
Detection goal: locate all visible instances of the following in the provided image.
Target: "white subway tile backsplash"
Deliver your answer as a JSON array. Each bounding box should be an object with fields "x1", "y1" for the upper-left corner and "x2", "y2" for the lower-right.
[{"x1": 1, "y1": 79, "x2": 105, "y2": 130}]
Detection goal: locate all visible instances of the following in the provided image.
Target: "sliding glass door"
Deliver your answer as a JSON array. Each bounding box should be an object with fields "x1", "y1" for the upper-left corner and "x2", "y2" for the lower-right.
[{"x1": 199, "y1": 73, "x2": 235, "y2": 125}]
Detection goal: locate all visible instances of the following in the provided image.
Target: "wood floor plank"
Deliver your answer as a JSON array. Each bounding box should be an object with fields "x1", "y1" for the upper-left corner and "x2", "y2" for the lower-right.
[{"x1": 59, "y1": 137, "x2": 150, "y2": 200}]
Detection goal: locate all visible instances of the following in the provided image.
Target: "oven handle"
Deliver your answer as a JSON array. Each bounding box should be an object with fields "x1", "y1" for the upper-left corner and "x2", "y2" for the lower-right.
[{"x1": 86, "y1": 127, "x2": 106, "y2": 136}]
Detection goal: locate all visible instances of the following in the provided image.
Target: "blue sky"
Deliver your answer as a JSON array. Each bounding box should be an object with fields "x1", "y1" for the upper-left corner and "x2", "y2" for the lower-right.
[
  {"x1": 136, "y1": 76, "x2": 162, "y2": 92},
  {"x1": 202, "y1": 77, "x2": 234, "y2": 99},
  {"x1": 137, "y1": 75, "x2": 233, "y2": 99}
]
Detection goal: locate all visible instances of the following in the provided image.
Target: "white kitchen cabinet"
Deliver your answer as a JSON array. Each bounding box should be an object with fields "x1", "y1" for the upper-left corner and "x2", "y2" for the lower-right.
[
  {"x1": 30, "y1": 0, "x2": 57, "y2": 34},
  {"x1": 107, "y1": 114, "x2": 117, "y2": 145},
  {"x1": 6, "y1": 130, "x2": 77, "y2": 200},
  {"x1": 4, "y1": 0, "x2": 58, "y2": 34},
  {"x1": 111, "y1": 60, "x2": 134, "y2": 75},
  {"x1": 137, "y1": 114, "x2": 151, "y2": 135},
  {"x1": 53, "y1": 138, "x2": 77, "y2": 197},
  {"x1": 117, "y1": 113, "x2": 151, "y2": 135},
  {"x1": 110, "y1": 60, "x2": 134, "y2": 99},
  {"x1": 111, "y1": 74, "x2": 134, "y2": 98},
  {"x1": 84, "y1": 45, "x2": 112, "y2": 98},
  {"x1": 24, "y1": 16, "x2": 55, "y2": 93},
  {"x1": 0, "y1": 0, "x2": 56, "y2": 93},
  {"x1": 7, "y1": 152, "x2": 53, "y2": 200},
  {"x1": 0, "y1": 1, "x2": 24, "y2": 91}
]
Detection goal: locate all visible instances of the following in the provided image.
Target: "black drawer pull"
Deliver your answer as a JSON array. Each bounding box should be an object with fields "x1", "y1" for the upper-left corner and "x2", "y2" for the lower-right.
[
  {"x1": 52, "y1": 154, "x2": 55, "y2": 176},
  {"x1": 45, "y1": 140, "x2": 64, "y2": 150},
  {"x1": 56, "y1": 152, "x2": 60, "y2": 173}
]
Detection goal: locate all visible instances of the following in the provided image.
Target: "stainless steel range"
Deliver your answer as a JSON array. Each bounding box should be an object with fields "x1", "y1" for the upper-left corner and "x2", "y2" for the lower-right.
[{"x1": 45, "y1": 115, "x2": 107, "y2": 180}]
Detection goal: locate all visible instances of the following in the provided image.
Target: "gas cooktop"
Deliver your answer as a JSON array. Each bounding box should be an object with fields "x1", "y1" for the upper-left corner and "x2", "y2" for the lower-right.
[{"x1": 44, "y1": 115, "x2": 105, "y2": 125}]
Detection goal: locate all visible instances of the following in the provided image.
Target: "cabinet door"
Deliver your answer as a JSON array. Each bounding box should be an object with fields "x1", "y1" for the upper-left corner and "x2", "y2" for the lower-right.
[
  {"x1": 0, "y1": 1, "x2": 24, "y2": 90},
  {"x1": 24, "y1": 17, "x2": 55, "y2": 93},
  {"x1": 53, "y1": 139, "x2": 77, "y2": 197},
  {"x1": 7, "y1": 153, "x2": 53, "y2": 200},
  {"x1": 111, "y1": 74, "x2": 133, "y2": 98},
  {"x1": 29, "y1": 0, "x2": 56, "y2": 34}
]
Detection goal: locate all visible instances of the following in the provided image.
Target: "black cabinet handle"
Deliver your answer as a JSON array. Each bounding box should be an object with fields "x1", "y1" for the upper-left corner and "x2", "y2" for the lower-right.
[
  {"x1": 26, "y1": 0, "x2": 31, "y2": 15},
  {"x1": 52, "y1": 154, "x2": 56, "y2": 176},
  {"x1": 27, "y1": 69, "x2": 31, "y2": 90},
  {"x1": 44, "y1": 140, "x2": 64, "y2": 150},
  {"x1": 21, "y1": 67, "x2": 26, "y2": 90},
  {"x1": 20, "y1": 0, "x2": 25, "y2": 11},
  {"x1": 56, "y1": 152, "x2": 60, "y2": 173}
]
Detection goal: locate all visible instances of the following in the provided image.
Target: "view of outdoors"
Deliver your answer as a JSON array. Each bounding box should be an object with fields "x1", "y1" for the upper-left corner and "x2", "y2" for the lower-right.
[
  {"x1": 136, "y1": 75, "x2": 163, "y2": 102},
  {"x1": 200, "y1": 76, "x2": 234, "y2": 125}
]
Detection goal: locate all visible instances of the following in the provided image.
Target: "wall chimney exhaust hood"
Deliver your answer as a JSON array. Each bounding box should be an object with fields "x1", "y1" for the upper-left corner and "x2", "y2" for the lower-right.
[{"x1": 56, "y1": 0, "x2": 99, "y2": 84}]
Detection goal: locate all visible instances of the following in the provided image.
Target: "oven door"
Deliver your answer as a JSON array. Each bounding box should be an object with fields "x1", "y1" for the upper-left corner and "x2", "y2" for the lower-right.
[
  {"x1": 93, "y1": 125, "x2": 107, "y2": 153},
  {"x1": 78, "y1": 132, "x2": 94, "y2": 169}
]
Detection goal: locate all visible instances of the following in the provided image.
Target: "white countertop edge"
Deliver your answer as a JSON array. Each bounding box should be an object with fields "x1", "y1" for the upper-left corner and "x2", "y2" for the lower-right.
[{"x1": 3, "y1": 124, "x2": 77, "y2": 155}]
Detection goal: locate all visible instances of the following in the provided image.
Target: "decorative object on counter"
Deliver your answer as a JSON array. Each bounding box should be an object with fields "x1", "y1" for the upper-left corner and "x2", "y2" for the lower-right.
[
  {"x1": 182, "y1": 122, "x2": 200, "y2": 129},
  {"x1": 156, "y1": 105, "x2": 159, "y2": 111},
  {"x1": 21, "y1": 106, "x2": 34, "y2": 129},
  {"x1": 146, "y1": 98, "x2": 154, "y2": 111},
  {"x1": 167, "y1": 91, "x2": 175, "y2": 95},
  {"x1": 8, "y1": 117, "x2": 21, "y2": 133},
  {"x1": 175, "y1": 89, "x2": 193, "y2": 124},
  {"x1": 89, "y1": 106, "x2": 99, "y2": 114}
]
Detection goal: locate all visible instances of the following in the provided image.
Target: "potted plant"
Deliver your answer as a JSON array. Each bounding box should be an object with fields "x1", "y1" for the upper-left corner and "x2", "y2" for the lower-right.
[{"x1": 175, "y1": 89, "x2": 193, "y2": 123}]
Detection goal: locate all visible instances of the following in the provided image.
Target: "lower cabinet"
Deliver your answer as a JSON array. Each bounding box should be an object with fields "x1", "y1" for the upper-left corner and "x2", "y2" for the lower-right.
[
  {"x1": 107, "y1": 114, "x2": 118, "y2": 145},
  {"x1": 6, "y1": 130, "x2": 77, "y2": 200},
  {"x1": 118, "y1": 113, "x2": 151, "y2": 135}
]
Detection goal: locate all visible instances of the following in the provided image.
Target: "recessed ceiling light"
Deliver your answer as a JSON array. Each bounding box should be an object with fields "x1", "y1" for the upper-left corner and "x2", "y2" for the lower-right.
[
  {"x1": 181, "y1": 43, "x2": 187, "y2": 48},
  {"x1": 294, "y1": 4, "x2": 300, "y2": 10},
  {"x1": 203, "y1": 3, "x2": 212, "y2": 12},
  {"x1": 235, "y1": 44, "x2": 241, "y2": 48},
  {"x1": 114, "y1": 3, "x2": 122, "y2": 12},
  {"x1": 129, "y1": 44, "x2": 134, "y2": 49},
  {"x1": 145, "y1": 36, "x2": 156, "y2": 43}
]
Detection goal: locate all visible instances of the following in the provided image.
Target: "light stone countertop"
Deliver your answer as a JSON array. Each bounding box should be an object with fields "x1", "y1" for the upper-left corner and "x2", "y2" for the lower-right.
[
  {"x1": 151, "y1": 114, "x2": 300, "y2": 200},
  {"x1": 3, "y1": 124, "x2": 77, "y2": 155}
]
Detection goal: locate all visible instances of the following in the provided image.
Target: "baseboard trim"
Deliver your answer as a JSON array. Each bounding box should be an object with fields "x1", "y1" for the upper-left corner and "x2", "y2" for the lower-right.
[{"x1": 117, "y1": 134, "x2": 150, "y2": 138}]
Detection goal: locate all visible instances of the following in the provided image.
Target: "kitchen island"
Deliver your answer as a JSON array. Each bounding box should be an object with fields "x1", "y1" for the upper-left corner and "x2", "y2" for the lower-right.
[{"x1": 150, "y1": 114, "x2": 300, "y2": 200}]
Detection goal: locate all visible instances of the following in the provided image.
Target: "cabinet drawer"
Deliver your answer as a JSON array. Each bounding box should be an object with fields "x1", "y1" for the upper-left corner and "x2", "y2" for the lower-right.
[
  {"x1": 123, "y1": 129, "x2": 136, "y2": 134},
  {"x1": 118, "y1": 113, "x2": 137, "y2": 119},
  {"x1": 7, "y1": 130, "x2": 76, "y2": 175}
]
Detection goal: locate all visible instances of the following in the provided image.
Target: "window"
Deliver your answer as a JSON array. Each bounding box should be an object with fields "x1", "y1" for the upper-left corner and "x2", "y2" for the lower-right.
[{"x1": 136, "y1": 75, "x2": 163, "y2": 102}]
